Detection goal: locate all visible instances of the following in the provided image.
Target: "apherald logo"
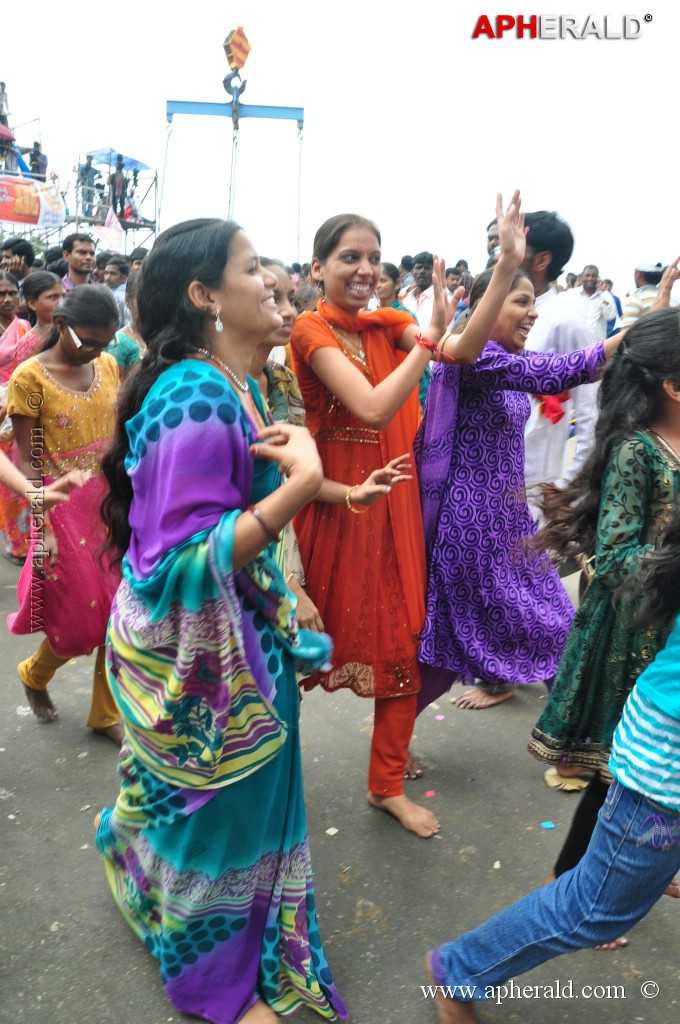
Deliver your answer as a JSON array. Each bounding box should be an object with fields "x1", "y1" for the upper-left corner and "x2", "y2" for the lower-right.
[{"x1": 472, "y1": 14, "x2": 651, "y2": 39}]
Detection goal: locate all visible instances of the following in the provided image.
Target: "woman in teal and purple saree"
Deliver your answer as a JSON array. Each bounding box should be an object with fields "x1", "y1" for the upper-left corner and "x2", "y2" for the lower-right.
[{"x1": 96, "y1": 219, "x2": 348, "y2": 1024}]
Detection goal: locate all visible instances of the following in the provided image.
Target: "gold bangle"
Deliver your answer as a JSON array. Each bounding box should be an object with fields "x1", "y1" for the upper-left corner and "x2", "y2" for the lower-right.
[
  {"x1": 437, "y1": 333, "x2": 457, "y2": 365},
  {"x1": 345, "y1": 485, "x2": 368, "y2": 515}
]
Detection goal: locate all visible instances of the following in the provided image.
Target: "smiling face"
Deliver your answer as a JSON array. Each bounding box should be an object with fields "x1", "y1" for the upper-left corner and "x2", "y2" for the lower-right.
[
  {"x1": 209, "y1": 231, "x2": 282, "y2": 342},
  {"x1": 312, "y1": 225, "x2": 381, "y2": 313},
  {"x1": 581, "y1": 266, "x2": 598, "y2": 295},
  {"x1": 487, "y1": 222, "x2": 500, "y2": 259},
  {"x1": 491, "y1": 278, "x2": 538, "y2": 353}
]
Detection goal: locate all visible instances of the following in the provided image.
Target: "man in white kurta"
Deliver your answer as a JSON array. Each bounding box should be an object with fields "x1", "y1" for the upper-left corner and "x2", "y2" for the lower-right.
[
  {"x1": 562, "y1": 264, "x2": 615, "y2": 341},
  {"x1": 524, "y1": 289, "x2": 598, "y2": 493},
  {"x1": 522, "y1": 214, "x2": 599, "y2": 510}
]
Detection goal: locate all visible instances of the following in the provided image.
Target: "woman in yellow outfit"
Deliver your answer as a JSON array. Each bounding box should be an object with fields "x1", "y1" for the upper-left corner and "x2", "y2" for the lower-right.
[{"x1": 7, "y1": 285, "x2": 123, "y2": 742}]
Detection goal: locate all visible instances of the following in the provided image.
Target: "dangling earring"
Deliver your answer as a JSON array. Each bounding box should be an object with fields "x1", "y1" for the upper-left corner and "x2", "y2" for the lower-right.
[{"x1": 214, "y1": 306, "x2": 224, "y2": 333}]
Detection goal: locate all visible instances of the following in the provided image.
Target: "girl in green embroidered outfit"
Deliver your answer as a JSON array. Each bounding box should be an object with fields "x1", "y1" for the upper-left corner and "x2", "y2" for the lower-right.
[{"x1": 529, "y1": 302, "x2": 680, "y2": 884}]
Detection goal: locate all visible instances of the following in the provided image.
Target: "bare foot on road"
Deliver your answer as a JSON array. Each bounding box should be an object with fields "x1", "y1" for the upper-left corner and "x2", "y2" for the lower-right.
[
  {"x1": 94, "y1": 723, "x2": 125, "y2": 745},
  {"x1": 22, "y1": 683, "x2": 59, "y2": 721},
  {"x1": 240, "y1": 998, "x2": 280, "y2": 1022},
  {"x1": 425, "y1": 953, "x2": 478, "y2": 1023},
  {"x1": 594, "y1": 935, "x2": 629, "y2": 951},
  {"x1": 452, "y1": 687, "x2": 514, "y2": 710},
  {"x1": 368, "y1": 792, "x2": 439, "y2": 838}
]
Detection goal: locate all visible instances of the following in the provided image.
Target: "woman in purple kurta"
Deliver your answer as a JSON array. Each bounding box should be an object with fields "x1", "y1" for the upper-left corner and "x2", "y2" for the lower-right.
[{"x1": 416, "y1": 269, "x2": 606, "y2": 711}]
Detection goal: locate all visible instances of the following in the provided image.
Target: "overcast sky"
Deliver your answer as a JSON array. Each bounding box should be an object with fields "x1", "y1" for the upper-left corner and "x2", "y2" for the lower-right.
[{"x1": 3, "y1": 2, "x2": 677, "y2": 294}]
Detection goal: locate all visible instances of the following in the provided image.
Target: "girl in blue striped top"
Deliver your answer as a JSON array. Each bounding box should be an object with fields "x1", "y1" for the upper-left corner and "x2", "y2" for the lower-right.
[{"x1": 425, "y1": 483, "x2": 680, "y2": 1024}]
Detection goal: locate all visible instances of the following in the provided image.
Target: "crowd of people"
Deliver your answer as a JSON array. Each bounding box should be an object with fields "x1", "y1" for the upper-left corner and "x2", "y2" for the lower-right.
[{"x1": 0, "y1": 196, "x2": 679, "y2": 1023}]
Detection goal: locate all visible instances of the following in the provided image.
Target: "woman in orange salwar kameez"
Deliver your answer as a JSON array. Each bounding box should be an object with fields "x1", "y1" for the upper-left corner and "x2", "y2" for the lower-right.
[
  {"x1": 290, "y1": 214, "x2": 446, "y2": 838},
  {"x1": 291, "y1": 200, "x2": 526, "y2": 839}
]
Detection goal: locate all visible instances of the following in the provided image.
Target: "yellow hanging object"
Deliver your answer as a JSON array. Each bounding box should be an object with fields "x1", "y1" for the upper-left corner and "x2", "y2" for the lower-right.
[{"x1": 224, "y1": 27, "x2": 251, "y2": 70}]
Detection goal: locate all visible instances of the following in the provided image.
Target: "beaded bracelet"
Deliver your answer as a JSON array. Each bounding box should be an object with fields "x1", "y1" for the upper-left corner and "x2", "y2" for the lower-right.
[
  {"x1": 414, "y1": 332, "x2": 438, "y2": 355},
  {"x1": 248, "y1": 504, "x2": 280, "y2": 543},
  {"x1": 345, "y1": 485, "x2": 368, "y2": 515}
]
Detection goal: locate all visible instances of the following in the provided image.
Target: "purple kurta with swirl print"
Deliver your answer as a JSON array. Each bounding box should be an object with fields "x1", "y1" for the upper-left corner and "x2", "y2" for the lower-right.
[{"x1": 416, "y1": 340, "x2": 605, "y2": 704}]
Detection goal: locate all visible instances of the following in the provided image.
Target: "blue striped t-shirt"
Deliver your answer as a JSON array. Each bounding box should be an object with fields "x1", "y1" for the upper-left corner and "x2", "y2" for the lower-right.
[{"x1": 610, "y1": 684, "x2": 680, "y2": 812}]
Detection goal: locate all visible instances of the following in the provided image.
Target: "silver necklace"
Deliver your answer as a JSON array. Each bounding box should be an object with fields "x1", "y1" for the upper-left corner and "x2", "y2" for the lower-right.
[{"x1": 187, "y1": 344, "x2": 249, "y2": 393}]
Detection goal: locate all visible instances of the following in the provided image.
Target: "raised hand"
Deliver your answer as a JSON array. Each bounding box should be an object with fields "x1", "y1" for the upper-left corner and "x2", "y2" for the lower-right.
[
  {"x1": 430, "y1": 256, "x2": 464, "y2": 337},
  {"x1": 495, "y1": 189, "x2": 525, "y2": 269},
  {"x1": 652, "y1": 256, "x2": 680, "y2": 310}
]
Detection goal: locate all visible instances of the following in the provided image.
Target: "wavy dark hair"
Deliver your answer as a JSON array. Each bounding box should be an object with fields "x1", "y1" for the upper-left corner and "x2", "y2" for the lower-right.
[
  {"x1": 623, "y1": 498, "x2": 680, "y2": 629},
  {"x1": 42, "y1": 284, "x2": 119, "y2": 350},
  {"x1": 537, "y1": 308, "x2": 680, "y2": 562},
  {"x1": 101, "y1": 218, "x2": 241, "y2": 560}
]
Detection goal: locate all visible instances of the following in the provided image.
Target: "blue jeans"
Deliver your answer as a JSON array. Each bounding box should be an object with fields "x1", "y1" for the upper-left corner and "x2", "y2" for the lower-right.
[{"x1": 431, "y1": 782, "x2": 680, "y2": 999}]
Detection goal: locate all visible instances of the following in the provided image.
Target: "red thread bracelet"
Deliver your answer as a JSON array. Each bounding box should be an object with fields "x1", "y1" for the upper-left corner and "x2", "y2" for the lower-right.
[{"x1": 414, "y1": 332, "x2": 438, "y2": 354}]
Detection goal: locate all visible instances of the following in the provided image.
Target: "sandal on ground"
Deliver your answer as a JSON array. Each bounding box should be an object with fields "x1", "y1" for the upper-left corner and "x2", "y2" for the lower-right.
[{"x1": 544, "y1": 766, "x2": 591, "y2": 792}]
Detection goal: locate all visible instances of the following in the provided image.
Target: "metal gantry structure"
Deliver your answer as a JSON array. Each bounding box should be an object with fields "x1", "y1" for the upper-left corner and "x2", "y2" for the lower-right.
[{"x1": 165, "y1": 27, "x2": 305, "y2": 258}]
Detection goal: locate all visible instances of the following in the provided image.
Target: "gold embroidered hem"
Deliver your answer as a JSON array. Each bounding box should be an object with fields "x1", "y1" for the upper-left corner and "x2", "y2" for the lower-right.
[
  {"x1": 313, "y1": 426, "x2": 380, "y2": 446},
  {"x1": 300, "y1": 656, "x2": 421, "y2": 698}
]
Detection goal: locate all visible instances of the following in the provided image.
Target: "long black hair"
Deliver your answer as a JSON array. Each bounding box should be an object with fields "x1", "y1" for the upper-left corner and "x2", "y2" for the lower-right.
[
  {"x1": 538, "y1": 308, "x2": 680, "y2": 561},
  {"x1": 624, "y1": 499, "x2": 680, "y2": 629},
  {"x1": 101, "y1": 218, "x2": 241, "y2": 559},
  {"x1": 42, "y1": 285, "x2": 119, "y2": 350}
]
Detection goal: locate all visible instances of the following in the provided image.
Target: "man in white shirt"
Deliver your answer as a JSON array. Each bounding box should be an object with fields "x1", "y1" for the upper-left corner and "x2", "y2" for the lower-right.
[
  {"x1": 563, "y1": 264, "x2": 615, "y2": 340},
  {"x1": 401, "y1": 251, "x2": 434, "y2": 327},
  {"x1": 522, "y1": 214, "x2": 600, "y2": 502}
]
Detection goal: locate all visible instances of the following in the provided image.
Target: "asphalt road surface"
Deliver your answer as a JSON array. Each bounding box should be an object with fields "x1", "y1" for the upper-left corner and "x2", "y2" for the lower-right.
[{"x1": 1, "y1": 558, "x2": 678, "y2": 1024}]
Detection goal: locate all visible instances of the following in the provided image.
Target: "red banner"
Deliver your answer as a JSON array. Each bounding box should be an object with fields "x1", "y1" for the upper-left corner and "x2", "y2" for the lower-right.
[{"x1": 0, "y1": 175, "x2": 66, "y2": 227}]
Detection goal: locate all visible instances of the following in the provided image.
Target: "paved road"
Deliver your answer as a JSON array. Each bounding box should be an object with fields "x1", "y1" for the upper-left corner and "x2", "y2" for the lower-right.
[{"x1": 1, "y1": 557, "x2": 678, "y2": 1024}]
